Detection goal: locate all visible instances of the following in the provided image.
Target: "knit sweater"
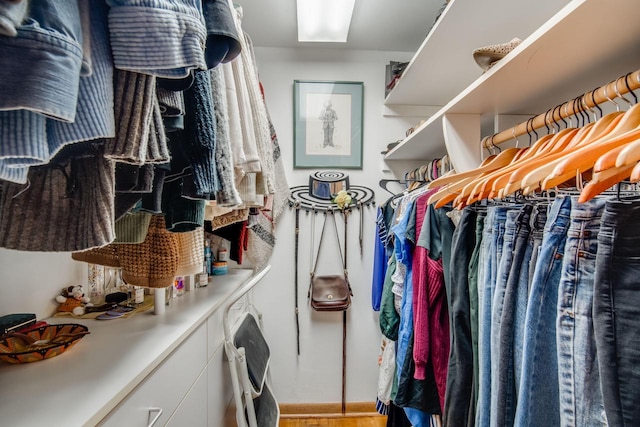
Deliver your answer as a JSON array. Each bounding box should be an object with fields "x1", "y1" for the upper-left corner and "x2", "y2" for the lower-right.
[
  {"x1": 209, "y1": 64, "x2": 242, "y2": 206},
  {"x1": 106, "y1": 0, "x2": 207, "y2": 78}
]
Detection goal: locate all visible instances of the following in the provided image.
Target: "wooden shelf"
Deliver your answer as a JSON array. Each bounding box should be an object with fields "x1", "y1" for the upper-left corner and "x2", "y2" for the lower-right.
[{"x1": 385, "y1": 0, "x2": 640, "y2": 172}]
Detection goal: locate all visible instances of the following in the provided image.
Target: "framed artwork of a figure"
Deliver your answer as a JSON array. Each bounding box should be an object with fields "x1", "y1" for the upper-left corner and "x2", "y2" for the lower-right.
[{"x1": 293, "y1": 80, "x2": 363, "y2": 169}]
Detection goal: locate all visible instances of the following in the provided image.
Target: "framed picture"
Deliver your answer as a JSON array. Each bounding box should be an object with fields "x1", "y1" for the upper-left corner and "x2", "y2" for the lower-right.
[{"x1": 293, "y1": 80, "x2": 363, "y2": 169}]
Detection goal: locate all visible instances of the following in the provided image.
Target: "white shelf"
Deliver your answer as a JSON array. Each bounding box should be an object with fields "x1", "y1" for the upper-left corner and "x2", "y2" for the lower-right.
[
  {"x1": 384, "y1": 0, "x2": 568, "y2": 107},
  {"x1": 0, "y1": 269, "x2": 255, "y2": 427},
  {"x1": 385, "y1": 0, "x2": 640, "y2": 171}
]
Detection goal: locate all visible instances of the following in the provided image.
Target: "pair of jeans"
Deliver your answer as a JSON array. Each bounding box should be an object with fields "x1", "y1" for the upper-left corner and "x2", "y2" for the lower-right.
[
  {"x1": 527, "y1": 204, "x2": 549, "y2": 293},
  {"x1": 490, "y1": 208, "x2": 520, "y2": 427},
  {"x1": 557, "y1": 197, "x2": 607, "y2": 426},
  {"x1": 476, "y1": 206, "x2": 508, "y2": 427},
  {"x1": 469, "y1": 210, "x2": 486, "y2": 410},
  {"x1": 444, "y1": 207, "x2": 477, "y2": 427},
  {"x1": 514, "y1": 196, "x2": 570, "y2": 426},
  {"x1": 494, "y1": 204, "x2": 548, "y2": 425},
  {"x1": 593, "y1": 199, "x2": 640, "y2": 426}
]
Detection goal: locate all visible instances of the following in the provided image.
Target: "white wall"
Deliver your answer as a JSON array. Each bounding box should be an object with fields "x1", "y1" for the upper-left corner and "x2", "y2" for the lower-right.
[
  {"x1": 251, "y1": 47, "x2": 417, "y2": 404},
  {"x1": 0, "y1": 249, "x2": 85, "y2": 318}
]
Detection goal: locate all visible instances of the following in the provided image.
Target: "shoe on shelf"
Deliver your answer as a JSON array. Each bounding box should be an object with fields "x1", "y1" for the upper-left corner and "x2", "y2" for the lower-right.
[{"x1": 472, "y1": 38, "x2": 522, "y2": 72}]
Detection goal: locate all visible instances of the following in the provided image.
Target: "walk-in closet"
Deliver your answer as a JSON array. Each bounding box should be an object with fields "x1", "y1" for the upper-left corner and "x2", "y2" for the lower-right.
[{"x1": 1, "y1": 0, "x2": 639, "y2": 426}]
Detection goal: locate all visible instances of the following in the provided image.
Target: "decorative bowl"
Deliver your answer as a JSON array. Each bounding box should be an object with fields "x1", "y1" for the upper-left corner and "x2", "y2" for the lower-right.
[{"x1": 0, "y1": 323, "x2": 89, "y2": 364}]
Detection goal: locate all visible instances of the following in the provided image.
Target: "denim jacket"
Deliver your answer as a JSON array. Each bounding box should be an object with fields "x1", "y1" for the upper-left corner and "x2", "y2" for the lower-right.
[
  {"x1": 0, "y1": 0, "x2": 115, "y2": 184},
  {"x1": 0, "y1": 0, "x2": 84, "y2": 122}
]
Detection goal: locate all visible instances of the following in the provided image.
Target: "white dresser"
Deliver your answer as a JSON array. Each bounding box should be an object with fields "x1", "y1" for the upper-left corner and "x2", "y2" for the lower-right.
[{"x1": 0, "y1": 268, "x2": 268, "y2": 427}]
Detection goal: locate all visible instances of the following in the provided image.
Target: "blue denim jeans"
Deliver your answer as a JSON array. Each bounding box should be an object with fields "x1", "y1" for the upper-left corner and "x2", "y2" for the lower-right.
[
  {"x1": 495, "y1": 204, "x2": 536, "y2": 427},
  {"x1": 470, "y1": 210, "x2": 487, "y2": 410},
  {"x1": 515, "y1": 196, "x2": 570, "y2": 427},
  {"x1": 476, "y1": 206, "x2": 508, "y2": 427},
  {"x1": 528, "y1": 204, "x2": 548, "y2": 293},
  {"x1": 490, "y1": 208, "x2": 520, "y2": 427},
  {"x1": 593, "y1": 199, "x2": 640, "y2": 426},
  {"x1": 557, "y1": 197, "x2": 607, "y2": 427}
]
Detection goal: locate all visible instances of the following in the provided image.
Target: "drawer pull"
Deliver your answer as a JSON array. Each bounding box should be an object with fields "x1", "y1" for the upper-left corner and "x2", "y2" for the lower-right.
[{"x1": 147, "y1": 407, "x2": 163, "y2": 427}]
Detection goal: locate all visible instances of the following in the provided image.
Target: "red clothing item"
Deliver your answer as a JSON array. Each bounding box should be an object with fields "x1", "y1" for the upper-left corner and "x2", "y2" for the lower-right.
[
  {"x1": 412, "y1": 193, "x2": 450, "y2": 411},
  {"x1": 413, "y1": 248, "x2": 449, "y2": 411}
]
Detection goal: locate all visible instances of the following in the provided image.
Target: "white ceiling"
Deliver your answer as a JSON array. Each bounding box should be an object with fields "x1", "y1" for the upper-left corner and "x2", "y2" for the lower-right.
[{"x1": 235, "y1": 0, "x2": 447, "y2": 52}]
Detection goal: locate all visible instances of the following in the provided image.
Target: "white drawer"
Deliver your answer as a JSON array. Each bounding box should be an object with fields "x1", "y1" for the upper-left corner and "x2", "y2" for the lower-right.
[
  {"x1": 99, "y1": 324, "x2": 207, "y2": 427},
  {"x1": 207, "y1": 308, "x2": 224, "y2": 361},
  {"x1": 166, "y1": 368, "x2": 208, "y2": 427},
  {"x1": 207, "y1": 343, "x2": 234, "y2": 427}
]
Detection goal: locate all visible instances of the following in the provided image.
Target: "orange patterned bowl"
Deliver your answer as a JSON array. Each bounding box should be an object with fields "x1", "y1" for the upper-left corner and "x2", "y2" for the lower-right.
[{"x1": 0, "y1": 324, "x2": 89, "y2": 364}]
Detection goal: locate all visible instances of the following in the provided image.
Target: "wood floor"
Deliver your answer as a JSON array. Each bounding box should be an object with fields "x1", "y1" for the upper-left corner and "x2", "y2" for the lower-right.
[
  {"x1": 278, "y1": 414, "x2": 386, "y2": 427},
  {"x1": 278, "y1": 403, "x2": 386, "y2": 427}
]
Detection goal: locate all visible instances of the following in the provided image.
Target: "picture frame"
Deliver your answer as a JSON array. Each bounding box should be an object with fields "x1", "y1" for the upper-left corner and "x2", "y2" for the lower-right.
[{"x1": 293, "y1": 80, "x2": 364, "y2": 169}]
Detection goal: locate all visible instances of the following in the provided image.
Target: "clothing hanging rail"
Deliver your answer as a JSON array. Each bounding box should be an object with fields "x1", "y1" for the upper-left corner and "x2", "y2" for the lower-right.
[{"x1": 484, "y1": 69, "x2": 640, "y2": 149}]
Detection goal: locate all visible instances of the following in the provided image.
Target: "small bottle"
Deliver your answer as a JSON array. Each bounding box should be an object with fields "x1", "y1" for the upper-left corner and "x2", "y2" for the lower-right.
[
  {"x1": 204, "y1": 239, "x2": 212, "y2": 275},
  {"x1": 134, "y1": 286, "x2": 145, "y2": 304},
  {"x1": 197, "y1": 262, "x2": 209, "y2": 287},
  {"x1": 217, "y1": 247, "x2": 228, "y2": 262},
  {"x1": 174, "y1": 276, "x2": 185, "y2": 297}
]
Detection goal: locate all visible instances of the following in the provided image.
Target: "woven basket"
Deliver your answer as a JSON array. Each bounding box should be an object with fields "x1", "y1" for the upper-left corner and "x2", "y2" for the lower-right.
[
  {"x1": 175, "y1": 227, "x2": 204, "y2": 276},
  {"x1": 119, "y1": 215, "x2": 179, "y2": 288}
]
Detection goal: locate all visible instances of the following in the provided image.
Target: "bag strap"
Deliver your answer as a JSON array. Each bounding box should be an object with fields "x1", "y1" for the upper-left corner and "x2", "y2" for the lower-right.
[{"x1": 310, "y1": 210, "x2": 346, "y2": 278}]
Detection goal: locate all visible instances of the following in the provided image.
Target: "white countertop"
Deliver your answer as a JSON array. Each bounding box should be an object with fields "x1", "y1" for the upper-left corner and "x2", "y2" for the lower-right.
[{"x1": 0, "y1": 269, "x2": 255, "y2": 427}]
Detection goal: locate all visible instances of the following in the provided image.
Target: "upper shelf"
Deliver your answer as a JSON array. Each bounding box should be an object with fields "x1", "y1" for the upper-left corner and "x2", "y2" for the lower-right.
[
  {"x1": 384, "y1": 0, "x2": 570, "y2": 107},
  {"x1": 385, "y1": 0, "x2": 640, "y2": 163}
]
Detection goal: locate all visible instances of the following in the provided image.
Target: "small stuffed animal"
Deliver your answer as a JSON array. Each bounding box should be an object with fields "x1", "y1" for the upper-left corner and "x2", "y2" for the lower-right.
[{"x1": 56, "y1": 285, "x2": 93, "y2": 316}]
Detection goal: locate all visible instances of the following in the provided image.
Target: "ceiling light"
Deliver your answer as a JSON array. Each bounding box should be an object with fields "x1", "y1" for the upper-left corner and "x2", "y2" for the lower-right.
[{"x1": 296, "y1": 0, "x2": 356, "y2": 43}]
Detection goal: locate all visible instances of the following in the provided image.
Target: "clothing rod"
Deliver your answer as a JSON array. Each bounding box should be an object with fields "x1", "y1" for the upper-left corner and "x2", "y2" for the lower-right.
[{"x1": 484, "y1": 69, "x2": 640, "y2": 148}]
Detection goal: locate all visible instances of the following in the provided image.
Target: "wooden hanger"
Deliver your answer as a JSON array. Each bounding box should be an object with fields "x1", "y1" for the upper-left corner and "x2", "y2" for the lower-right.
[
  {"x1": 500, "y1": 127, "x2": 579, "y2": 196},
  {"x1": 427, "y1": 144, "x2": 512, "y2": 207},
  {"x1": 630, "y1": 161, "x2": 640, "y2": 182},
  {"x1": 453, "y1": 148, "x2": 523, "y2": 207},
  {"x1": 542, "y1": 103, "x2": 640, "y2": 190},
  {"x1": 518, "y1": 110, "x2": 625, "y2": 191},
  {"x1": 427, "y1": 175, "x2": 475, "y2": 207},
  {"x1": 579, "y1": 163, "x2": 636, "y2": 202},
  {"x1": 425, "y1": 140, "x2": 516, "y2": 189}
]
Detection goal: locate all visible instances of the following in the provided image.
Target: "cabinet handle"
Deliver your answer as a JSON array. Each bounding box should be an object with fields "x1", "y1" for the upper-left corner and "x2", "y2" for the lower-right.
[{"x1": 147, "y1": 407, "x2": 163, "y2": 427}]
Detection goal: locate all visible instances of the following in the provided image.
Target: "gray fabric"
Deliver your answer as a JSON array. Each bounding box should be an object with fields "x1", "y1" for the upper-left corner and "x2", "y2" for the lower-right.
[
  {"x1": 0, "y1": 142, "x2": 115, "y2": 252},
  {"x1": 105, "y1": 69, "x2": 169, "y2": 165},
  {"x1": 202, "y1": 0, "x2": 242, "y2": 68},
  {"x1": 209, "y1": 65, "x2": 241, "y2": 206},
  {"x1": 157, "y1": 87, "x2": 185, "y2": 117},
  {"x1": 0, "y1": 0, "x2": 28, "y2": 37}
]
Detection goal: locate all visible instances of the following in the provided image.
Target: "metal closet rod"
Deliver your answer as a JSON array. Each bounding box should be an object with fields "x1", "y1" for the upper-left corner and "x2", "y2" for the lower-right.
[{"x1": 484, "y1": 69, "x2": 640, "y2": 149}]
